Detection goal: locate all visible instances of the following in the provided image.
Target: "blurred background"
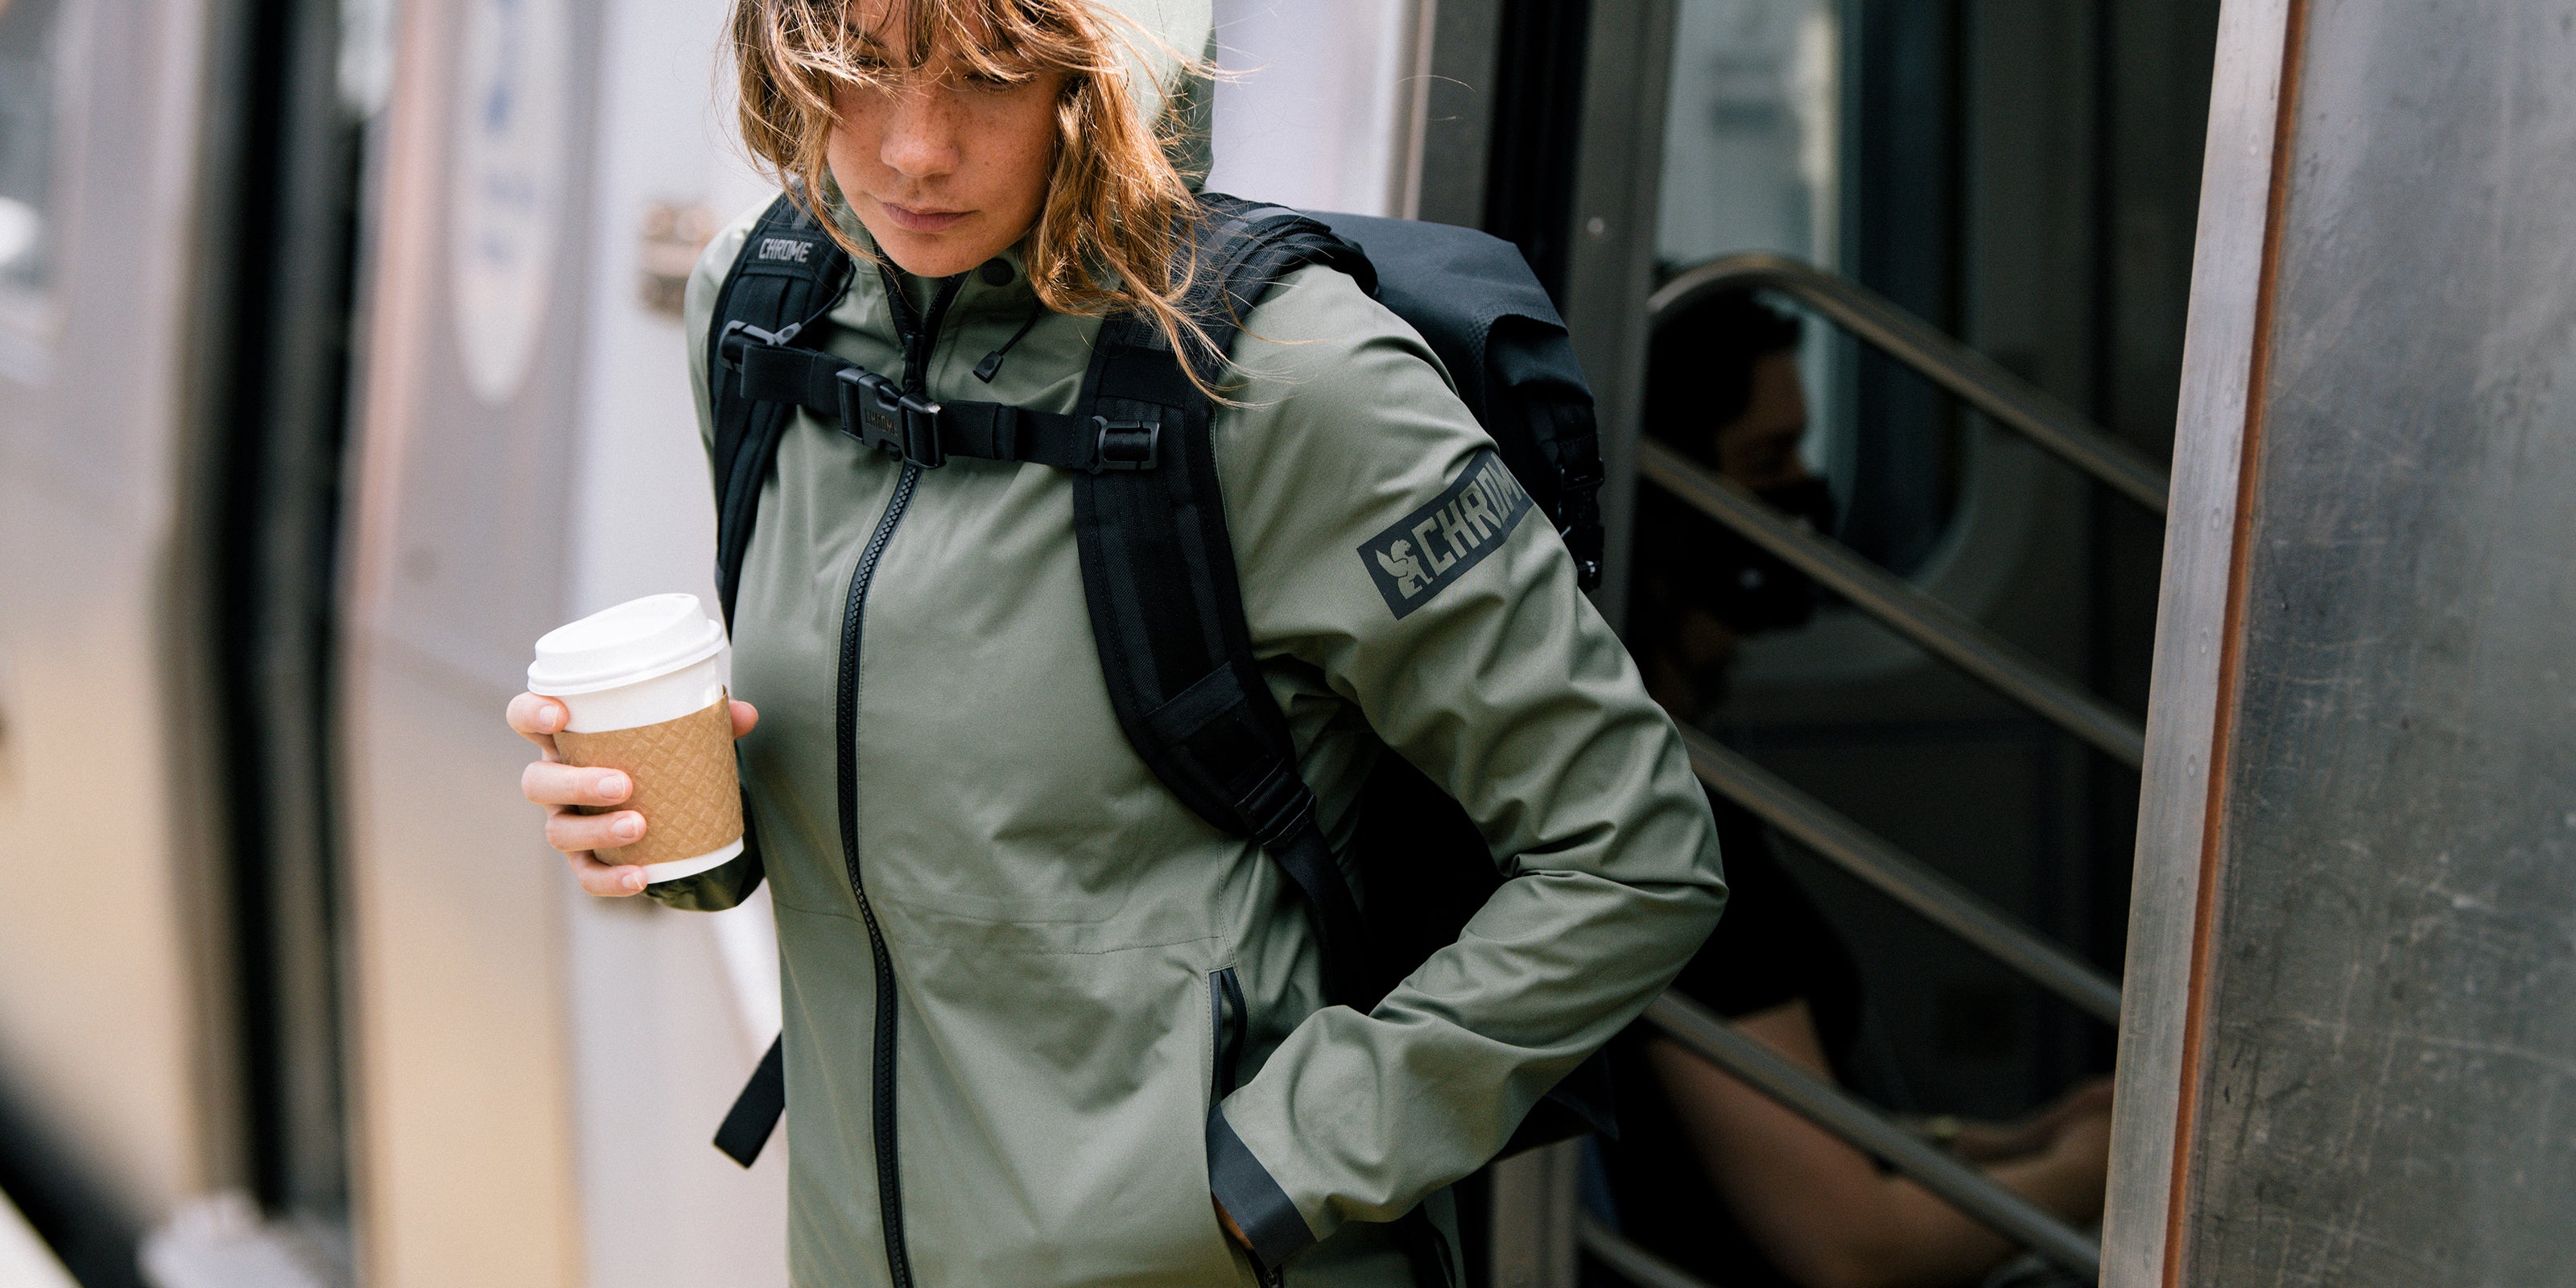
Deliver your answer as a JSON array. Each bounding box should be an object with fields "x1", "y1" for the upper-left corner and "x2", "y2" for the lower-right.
[{"x1": 0, "y1": 0, "x2": 2223, "y2": 1282}]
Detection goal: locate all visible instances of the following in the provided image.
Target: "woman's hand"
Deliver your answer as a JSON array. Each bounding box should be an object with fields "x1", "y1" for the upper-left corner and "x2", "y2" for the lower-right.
[{"x1": 510, "y1": 692, "x2": 759, "y2": 896}]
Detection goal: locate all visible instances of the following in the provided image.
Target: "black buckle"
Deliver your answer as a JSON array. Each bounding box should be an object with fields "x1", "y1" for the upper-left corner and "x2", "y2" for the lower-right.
[
  {"x1": 1089, "y1": 415, "x2": 1160, "y2": 473},
  {"x1": 717, "y1": 319, "x2": 803, "y2": 370},
  {"x1": 835, "y1": 368, "x2": 946, "y2": 468}
]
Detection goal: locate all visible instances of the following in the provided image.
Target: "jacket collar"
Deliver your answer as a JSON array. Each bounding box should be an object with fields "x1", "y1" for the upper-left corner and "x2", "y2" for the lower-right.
[{"x1": 821, "y1": 188, "x2": 1046, "y2": 341}]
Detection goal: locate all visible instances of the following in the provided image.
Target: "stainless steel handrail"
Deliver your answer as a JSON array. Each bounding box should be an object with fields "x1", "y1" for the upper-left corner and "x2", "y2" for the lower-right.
[
  {"x1": 1680, "y1": 726, "x2": 2124, "y2": 1024},
  {"x1": 1639, "y1": 440, "x2": 2147, "y2": 767},
  {"x1": 1642, "y1": 993, "x2": 2103, "y2": 1282},
  {"x1": 1649, "y1": 253, "x2": 2169, "y2": 514},
  {"x1": 1578, "y1": 1216, "x2": 1721, "y2": 1288}
]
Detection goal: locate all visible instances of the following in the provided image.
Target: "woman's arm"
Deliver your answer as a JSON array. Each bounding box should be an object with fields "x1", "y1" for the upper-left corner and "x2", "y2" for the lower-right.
[
  {"x1": 1195, "y1": 264, "x2": 1729, "y2": 1261},
  {"x1": 1648, "y1": 1001, "x2": 2110, "y2": 1288}
]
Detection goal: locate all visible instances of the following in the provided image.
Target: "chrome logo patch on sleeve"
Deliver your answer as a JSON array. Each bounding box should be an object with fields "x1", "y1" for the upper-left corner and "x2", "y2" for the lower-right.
[{"x1": 1358, "y1": 449, "x2": 1533, "y2": 619}]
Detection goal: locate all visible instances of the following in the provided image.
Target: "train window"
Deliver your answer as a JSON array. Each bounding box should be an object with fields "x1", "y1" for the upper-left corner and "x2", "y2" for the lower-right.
[
  {"x1": 1653, "y1": 1, "x2": 1978, "y2": 575},
  {"x1": 1655, "y1": 0, "x2": 1843, "y2": 481},
  {"x1": 0, "y1": 0, "x2": 63, "y2": 318},
  {"x1": 1657, "y1": 0, "x2": 1840, "y2": 268}
]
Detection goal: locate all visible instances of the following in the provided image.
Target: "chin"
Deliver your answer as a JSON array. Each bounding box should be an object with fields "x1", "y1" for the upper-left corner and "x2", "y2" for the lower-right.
[
  {"x1": 874, "y1": 237, "x2": 980, "y2": 280},
  {"x1": 853, "y1": 213, "x2": 972, "y2": 275}
]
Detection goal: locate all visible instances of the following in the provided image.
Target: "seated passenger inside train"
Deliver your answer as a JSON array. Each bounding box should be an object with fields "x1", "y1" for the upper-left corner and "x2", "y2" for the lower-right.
[{"x1": 1601, "y1": 291, "x2": 2112, "y2": 1288}]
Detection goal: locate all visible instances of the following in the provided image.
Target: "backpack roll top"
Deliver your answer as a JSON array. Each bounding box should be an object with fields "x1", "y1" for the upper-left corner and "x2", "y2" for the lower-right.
[{"x1": 1311, "y1": 211, "x2": 1607, "y2": 590}]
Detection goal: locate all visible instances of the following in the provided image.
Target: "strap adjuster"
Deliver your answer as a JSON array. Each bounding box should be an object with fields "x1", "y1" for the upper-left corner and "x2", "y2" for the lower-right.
[
  {"x1": 1236, "y1": 762, "x2": 1315, "y2": 848},
  {"x1": 717, "y1": 319, "x2": 803, "y2": 370},
  {"x1": 1089, "y1": 416, "x2": 1160, "y2": 473},
  {"x1": 836, "y1": 367, "x2": 946, "y2": 468}
]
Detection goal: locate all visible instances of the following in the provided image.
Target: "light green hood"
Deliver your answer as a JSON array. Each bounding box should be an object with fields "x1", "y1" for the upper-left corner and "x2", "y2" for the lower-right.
[
  {"x1": 1092, "y1": 0, "x2": 1212, "y2": 120},
  {"x1": 1092, "y1": 0, "x2": 1216, "y2": 186}
]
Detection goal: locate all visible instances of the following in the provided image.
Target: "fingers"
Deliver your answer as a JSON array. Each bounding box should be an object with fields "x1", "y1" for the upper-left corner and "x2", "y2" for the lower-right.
[
  {"x1": 542, "y1": 807, "x2": 650, "y2": 897},
  {"x1": 729, "y1": 699, "x2": 760, "y2": 739},
  {"x1": 508, "y1": 692, "x2": 569, "y2": 754},
  {"x1": 512, "y1": 691, "x2": 652, "y2": 898},
  {"x1": 546, "y1": 806, "x2": 647, "y2": 857},
  {"x1": 566, "y1": 849, "x2": 651, "y2": 898},
  {"x1": 522, "y1": 759, "x2": 633, "y2": 808}
]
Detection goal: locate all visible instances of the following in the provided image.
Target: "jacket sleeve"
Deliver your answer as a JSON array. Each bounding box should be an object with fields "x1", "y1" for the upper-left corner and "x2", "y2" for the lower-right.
[
  {"x1": 1203, "y1": 266, "x2": 1728, "y2": 1258},
  {"x1": 640, "y1": 203, "x2": 770, "y2": 914}
]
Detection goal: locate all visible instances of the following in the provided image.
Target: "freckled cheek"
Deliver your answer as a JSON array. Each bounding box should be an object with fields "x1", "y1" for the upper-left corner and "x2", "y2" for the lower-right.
[
  {"x1": 968, "y1": 107, "x2": 1056, "y2": 221},
  {"x1": 824, "y1": 114, "x2": 881, "y2": 188}
]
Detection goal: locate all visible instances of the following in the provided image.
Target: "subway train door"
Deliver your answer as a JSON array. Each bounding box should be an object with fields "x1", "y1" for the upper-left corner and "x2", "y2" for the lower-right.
[
  {"x1": 338, "y1": 0, "x2": 787, "y2": 1281},
  {"x1": 0, "y1": 0, "x2": 392, "y2": 1269},
  {"x1": 0, "y1": 0, "x2": 248, "y2": 1277},
  {"x1": 1627, "y1": 0, "x2": 2214, "y2": 1141},
  {"x1": 1439, "y1": 1, "x2": 2217, "y2": 1284}
]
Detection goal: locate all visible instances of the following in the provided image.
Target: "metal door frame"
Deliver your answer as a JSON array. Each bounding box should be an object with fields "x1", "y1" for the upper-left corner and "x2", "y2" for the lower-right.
[{"x1": 2095, "y1": 1, "x2": 2292, "y2": 1282}]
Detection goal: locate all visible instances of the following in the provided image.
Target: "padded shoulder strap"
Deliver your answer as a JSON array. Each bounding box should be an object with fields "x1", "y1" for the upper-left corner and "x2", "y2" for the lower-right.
[
  {"x1": 703, "y1": 197, "x2": 843, "y2": 1174},
  {"x1": 706, "y1": 192, "x2": 854, "y2": 626},
  {"x1": 1068, "y1": 194, "x2": 1377, "y2": 1006}
]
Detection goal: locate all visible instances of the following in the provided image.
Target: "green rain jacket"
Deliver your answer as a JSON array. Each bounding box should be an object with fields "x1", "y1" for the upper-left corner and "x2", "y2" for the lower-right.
[
  {"x1": 662, "y1": 140, "x2": 1726, "y2": 1288},
  {"x1": 659, "y1": 215, "x2": 1727, "y2": 1286}
]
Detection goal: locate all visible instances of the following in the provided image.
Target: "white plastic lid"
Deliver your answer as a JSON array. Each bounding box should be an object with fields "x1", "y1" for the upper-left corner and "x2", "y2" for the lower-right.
[{"x1": 527, "y1": 593, "x2": 728, "y2": 696}]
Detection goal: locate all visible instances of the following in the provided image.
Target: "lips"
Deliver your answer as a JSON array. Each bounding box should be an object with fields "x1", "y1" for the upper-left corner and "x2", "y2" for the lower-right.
[{"x1": 879, "y1": 200, "x2": 969, "y2": 233}]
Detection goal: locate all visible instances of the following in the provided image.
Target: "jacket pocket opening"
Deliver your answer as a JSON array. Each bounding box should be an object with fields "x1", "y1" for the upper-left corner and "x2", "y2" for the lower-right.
[{"x1": 1209, "y1": 965, "x2": 1248, "y2": 1102}]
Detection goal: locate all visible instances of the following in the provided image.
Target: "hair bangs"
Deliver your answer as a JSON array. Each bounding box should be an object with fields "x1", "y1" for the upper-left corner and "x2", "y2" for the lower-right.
[{"x1": 731, "y1": 0, "x2": 1228, "y2": 395}]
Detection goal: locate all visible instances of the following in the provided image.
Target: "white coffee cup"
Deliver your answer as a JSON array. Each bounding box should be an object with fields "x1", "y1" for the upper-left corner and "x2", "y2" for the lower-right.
[{"x1": 527, "y1": 593, "x2": 744, "y2": 884}]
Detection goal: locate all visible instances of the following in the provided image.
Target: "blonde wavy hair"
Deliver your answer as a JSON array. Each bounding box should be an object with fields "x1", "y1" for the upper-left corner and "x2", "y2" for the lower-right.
[{"x1": 730, "y1": 0, "x2": 1216, "y2": 373}]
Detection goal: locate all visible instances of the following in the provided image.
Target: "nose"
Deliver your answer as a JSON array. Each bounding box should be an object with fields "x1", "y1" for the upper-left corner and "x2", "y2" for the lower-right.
[{"x1": 878, "y1": 84, "x2": 960, "y2": 182}]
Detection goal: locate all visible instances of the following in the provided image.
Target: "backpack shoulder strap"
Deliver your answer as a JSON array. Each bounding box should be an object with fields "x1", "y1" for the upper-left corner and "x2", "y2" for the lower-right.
[
  {"x1": 705, "y1": 192, "x2": 854, "y2": 626},
  {"x1": 1075, "y1": 197, "x2": 1463, "y2": 1288},
  {"x1": 1068, "y1": 193, "x2": 1377, "y2": 1007},
  {"x1": 704, "y1": 195, "x2": 846, "y2": 1174}
]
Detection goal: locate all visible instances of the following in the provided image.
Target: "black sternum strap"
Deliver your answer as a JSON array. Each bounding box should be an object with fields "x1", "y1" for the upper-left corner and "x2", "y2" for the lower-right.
[{"x1": 733, "y1": 341, "x2": 1154, "y2": 473}]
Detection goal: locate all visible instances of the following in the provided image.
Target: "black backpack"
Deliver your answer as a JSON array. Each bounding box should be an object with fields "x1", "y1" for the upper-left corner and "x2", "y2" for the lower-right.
[{"x1": 701, "y1": 190, "x2": 1613, "y2": 1199}]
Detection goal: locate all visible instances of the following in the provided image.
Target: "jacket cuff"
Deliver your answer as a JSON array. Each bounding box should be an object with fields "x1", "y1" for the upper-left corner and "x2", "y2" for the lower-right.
[
  {"x1": 1208, "y1": 1106, "x2": 1317, "y2": 1271},
  {"x1": 644, "y1": 848, "x2": 763, "y2": 910}
]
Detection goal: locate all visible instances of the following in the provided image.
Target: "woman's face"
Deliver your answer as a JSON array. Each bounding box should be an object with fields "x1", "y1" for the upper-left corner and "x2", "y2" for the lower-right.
[{"x1": 827, "y1": 6, "x2": 1067, "y2": 279}]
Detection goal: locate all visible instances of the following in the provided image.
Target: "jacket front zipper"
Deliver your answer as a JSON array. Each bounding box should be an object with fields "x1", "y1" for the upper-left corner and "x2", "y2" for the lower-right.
[{"x1": 838, "y1": 269, "x2": 964, "y2": 1288}]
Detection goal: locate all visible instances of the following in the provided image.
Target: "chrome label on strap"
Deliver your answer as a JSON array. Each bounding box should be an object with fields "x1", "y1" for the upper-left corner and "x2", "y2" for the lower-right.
[{"x1": 1357, "y1": 449, "x2": 1531, "y2": 619}]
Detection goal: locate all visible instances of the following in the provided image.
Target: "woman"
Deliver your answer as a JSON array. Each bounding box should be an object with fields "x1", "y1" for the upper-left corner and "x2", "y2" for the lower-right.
[
  {"x1": 507, "y1": 2, "x2": 1726, "y2": 1285},
  {"x1": 1607, "y1": 291, "x2": 2111, "y2": 1288}
]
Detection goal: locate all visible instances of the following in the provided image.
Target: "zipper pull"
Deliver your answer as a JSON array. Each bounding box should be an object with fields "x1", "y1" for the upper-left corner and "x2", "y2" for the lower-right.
[{"x1": 973, "y1": 310, "x2": 1044, "y2": 383}]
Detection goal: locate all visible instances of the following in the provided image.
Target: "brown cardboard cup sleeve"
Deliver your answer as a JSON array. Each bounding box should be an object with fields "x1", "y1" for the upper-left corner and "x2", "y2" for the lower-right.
[{"x1": 554, "y1": 696, "x2": 744, "y2": 869}]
